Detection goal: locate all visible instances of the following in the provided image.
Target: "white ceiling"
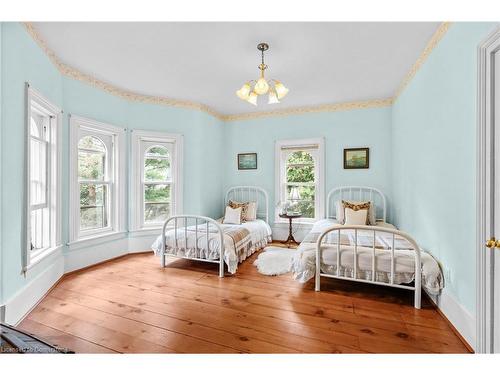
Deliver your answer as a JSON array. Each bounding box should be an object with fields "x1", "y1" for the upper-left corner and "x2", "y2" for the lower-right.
[{"x1": 32, "y1": 22, "x2": 441, "y2": 115}]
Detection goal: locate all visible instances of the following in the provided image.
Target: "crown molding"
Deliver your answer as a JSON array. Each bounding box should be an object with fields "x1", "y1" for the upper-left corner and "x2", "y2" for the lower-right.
[
  {"x1": 220, "y1": 98, "x2": 394, "y2": 121},
  {"x1": 23, "y1": 22, "x2": 225, "y2": 120},
  {"x1": 393, "y1": 22, "x2": 452, "y2": 101},
  {"x1": 22, "y1": 22, "x2": 450, "y2": 122}
]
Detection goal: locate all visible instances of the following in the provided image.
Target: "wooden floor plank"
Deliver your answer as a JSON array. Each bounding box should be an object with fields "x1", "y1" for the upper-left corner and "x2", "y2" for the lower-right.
[
  {"x1": 18, "y1": 252, "x2": 470, "y2": 354},
  {"x1": 56, "y1": 275, "x2": 362, "y2": 351},
  {"x1": 17, "y1": 319, "x2": 118, "y2": 353}
]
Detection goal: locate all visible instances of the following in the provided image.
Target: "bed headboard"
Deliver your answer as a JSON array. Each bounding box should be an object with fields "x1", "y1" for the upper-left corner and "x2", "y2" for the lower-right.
[
  {"x1": 326, "y1": 186, "x2": 387, "y2": 222},
  {"x1": 225, "y1": 186, "x2": 269, "y2": 223}
]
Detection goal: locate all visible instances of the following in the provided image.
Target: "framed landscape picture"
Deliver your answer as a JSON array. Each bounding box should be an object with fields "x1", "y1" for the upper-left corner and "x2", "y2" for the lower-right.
[
  {"x1": 344, "y1": 148, "x2": 369, "y2": 169},
  {"x1": 237, "y1": 153, "x2": 257, "y2": 170}
]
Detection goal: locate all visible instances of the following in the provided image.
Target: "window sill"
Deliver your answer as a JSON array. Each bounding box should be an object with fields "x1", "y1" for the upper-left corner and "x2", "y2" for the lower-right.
[
  {"x1": 26, "y1": 245, "x2": 63, "y2": 272},
  {"x1": 129, "y1": 228, "x2": 163, "y2": 237},
  {"x1": 67, "y1": 231, "x2": 127, "y2": 250}
]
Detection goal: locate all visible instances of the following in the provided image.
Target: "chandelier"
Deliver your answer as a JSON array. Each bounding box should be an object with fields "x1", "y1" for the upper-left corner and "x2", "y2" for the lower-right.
[{"x1": 236, "y1": 42, "x2": 289, "y2": 106}]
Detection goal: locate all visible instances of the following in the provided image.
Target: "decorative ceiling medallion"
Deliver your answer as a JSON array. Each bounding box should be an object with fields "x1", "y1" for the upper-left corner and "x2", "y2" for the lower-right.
[{"x1": 236, "y1": 43, "x2": 289, "y2": 106}]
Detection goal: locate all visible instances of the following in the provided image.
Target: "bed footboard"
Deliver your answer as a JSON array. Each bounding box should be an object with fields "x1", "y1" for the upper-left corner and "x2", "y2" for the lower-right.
[
  {"x1": 161, "y1": 215, "x2": 225, "y2": 277},
  {"x1": 315, "y1": 225, "x2": 422, "y2": 309}
]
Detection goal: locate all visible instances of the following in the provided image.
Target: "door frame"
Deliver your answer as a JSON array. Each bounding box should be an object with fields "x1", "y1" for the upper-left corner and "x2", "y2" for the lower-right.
[{"x1": 476, "y1": 26, "x2": 500, "y2": 354}]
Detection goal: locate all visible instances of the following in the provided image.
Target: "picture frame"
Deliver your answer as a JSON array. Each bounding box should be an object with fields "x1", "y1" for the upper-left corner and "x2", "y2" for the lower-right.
[
  {"x1": 237, "y1": 153, "x2": 257, "y2": 170},
  {"x1": 344, "y1": 147, "x2": 369, "y2": 169}
]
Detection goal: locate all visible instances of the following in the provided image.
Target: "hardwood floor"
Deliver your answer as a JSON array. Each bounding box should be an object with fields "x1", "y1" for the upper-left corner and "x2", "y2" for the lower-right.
[{"x1": 17, "y1": 248, "x2": 470, "y2": 354}]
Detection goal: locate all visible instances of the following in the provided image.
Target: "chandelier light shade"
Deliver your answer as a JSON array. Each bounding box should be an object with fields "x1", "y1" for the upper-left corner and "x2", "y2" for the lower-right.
[
  {"x1": 236, "y1": 42, "x2": 289, "y2": 106},
  {"x1": 236, "y1": 82, "x2": 252, "y2": 100}
]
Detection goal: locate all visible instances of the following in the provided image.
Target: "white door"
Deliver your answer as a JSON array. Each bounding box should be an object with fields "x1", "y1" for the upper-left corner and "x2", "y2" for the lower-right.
[{"x1": 494, "y1": 49, "x2": 500, "y2": 353}]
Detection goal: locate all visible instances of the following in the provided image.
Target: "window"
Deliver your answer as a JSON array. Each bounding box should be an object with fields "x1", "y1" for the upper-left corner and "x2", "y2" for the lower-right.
[
  {"x1": 275, "y1": 138, "x2": 324, "y2": 223},
  {"x1": 131, "y1": 130, "x2": 183, "y2": 231},
  {"x1": 69, "y1": 116, "x2": 126, "y2": 243},
  {"x1": 25, "y1": 86, "x2": 62, "y2": 267},
  {"x1": 78, "y1": 135, "x2": 110, "y2": 231},
  {"x1": 143, "y1": 145, "x2": 171, "y2": 223}
]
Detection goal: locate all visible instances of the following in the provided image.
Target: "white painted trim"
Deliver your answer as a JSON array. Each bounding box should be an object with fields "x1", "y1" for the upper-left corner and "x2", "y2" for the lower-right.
[
  {"x1": 476, "y1": 26, "x2": 500, "y2": 354},
  {"x1": 69, "y1": 115, "x2": 127, "y2": 243},
  {"x1": 24, "y1": 84, "x2": 63, "y2": 272},
  {"x1": 130, "y1": 129, "x2": 184, "y2": 232},
  {"x1": 426, "y1": 289, "x2": 476, "y2": 350},
  {"x1": 274, "y1": 137, "x2": 325, "y2": 224},
  {"x1": 25, "y1": 245, "x2": 62, "y2": 272},
  {"x1": 67, "y1": 231, "x2": 128, "y2": 251},
  {"x1": 2, "y1": 252, "x2": 64, "y2": 325},
  {"x1": 64, "y1": 237, "x2": 129, "y2": 273}
]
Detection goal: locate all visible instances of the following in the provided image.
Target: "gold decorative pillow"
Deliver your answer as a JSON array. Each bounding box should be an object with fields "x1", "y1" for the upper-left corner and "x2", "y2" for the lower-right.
[
  {"x1": 341, "y1": 200, "x2": 371, "y2": 225},
  {"x1": 228, "y1": 200, "x2": 249, "y2": 222}
]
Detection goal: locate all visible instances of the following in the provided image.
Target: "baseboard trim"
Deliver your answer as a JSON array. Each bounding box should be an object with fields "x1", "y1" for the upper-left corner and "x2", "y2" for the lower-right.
[
  {"x1": 64, "y1": 250, "x2": 149, "y2": 277},
  {"x1": 425, "y1": 289, "x2": 475, "y2": 352},
  {"x1": 64, "y1": 238, "x2": 129, "y2": 273},
  {"x1": 3, "y1": 255, "x2": 64, "y2": 325}
]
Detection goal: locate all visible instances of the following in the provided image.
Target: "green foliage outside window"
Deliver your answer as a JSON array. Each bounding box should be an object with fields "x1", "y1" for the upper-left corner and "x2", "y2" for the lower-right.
[
  {"x1": 144, "y1": 146, "x2": 171, "y2": 222},
  {"x1": 286, "y1": 151, "x2": 315, "y2": 218},
  {"x1": 78, "y1": 136, "x2": 108, "y2": 230}
]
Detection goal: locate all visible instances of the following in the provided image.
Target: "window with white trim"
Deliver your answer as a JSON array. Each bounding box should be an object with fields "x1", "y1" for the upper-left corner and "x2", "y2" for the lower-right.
[
  {"x1": 69, "y1": 116, "x2": 126, "y2": 243},
  {"x1": 78, "y1": 134, "x2": 111, "y2": 232},
  {"x1": 275, "y1": 138, "x2": 324, "y2": 223},
  {"x1": 26, "y1": 86, "x2": 62, "y2": 266},
  {"x1": 131, "y1": 130, "x2": 183, "y2": 231}
]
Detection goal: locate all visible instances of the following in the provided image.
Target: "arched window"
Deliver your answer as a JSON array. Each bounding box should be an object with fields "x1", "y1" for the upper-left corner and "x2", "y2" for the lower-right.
[
  {"x1": 78, "y1": 135, "x2": 109, "y2": 231},
  {"x1": 70, "y1": 116, "x2": 125, "y2": 242},
  {"x1": 143, "y1": 145, "x2": 171, "y2": 223}
]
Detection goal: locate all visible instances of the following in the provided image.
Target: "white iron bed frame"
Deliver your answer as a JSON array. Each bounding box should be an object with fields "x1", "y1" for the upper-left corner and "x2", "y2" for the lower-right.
[
  {"x1": 316, "y1": 186, "x2": 422, "y2": 308},
  {"x1": 160, "y1": 186, "x2": 269, "y2": 277}
]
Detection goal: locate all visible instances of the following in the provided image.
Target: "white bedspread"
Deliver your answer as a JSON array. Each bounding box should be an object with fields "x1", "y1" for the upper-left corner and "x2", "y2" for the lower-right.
[
  {"x1": 292, "y1": 219, "x2": 444, "y2": 295},
  {"x1": 151, "y1": 219, "x2": 272, "y2": 273}
]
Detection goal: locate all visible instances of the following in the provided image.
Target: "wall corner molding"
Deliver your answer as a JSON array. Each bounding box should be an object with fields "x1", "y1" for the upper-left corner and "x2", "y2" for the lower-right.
[{"x1": 393, "y1": 22, "x2": 452, "y2": 102}]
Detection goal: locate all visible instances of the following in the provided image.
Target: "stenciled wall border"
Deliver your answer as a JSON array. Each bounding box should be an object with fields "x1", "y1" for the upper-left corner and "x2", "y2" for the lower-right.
[
  {"x1": 393, "y1": 22, "x2": 451, "y2": 100},
  {"x1": 22, "y1": 22, "x2": 451, "y2": 122}
]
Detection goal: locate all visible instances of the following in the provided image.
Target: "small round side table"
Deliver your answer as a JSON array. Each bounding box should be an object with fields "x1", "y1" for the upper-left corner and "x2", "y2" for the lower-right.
[{"x1": 279, "y1": 213, "x2": 302, "y2": 248}]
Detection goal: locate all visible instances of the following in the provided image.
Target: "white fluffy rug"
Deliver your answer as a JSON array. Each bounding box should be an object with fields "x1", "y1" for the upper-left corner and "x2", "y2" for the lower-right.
[{"x1": 253, "y1": 247, "x2": 295, "y2": 276}]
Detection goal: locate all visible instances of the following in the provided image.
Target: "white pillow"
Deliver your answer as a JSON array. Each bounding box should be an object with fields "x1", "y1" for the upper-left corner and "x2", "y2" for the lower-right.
[
  {"x1": 344, "y1": 207, "x2": 368, "y2": 225},
  {"x1": 335, "y1": 200, "x2": 376, "y2": 225},
  {"x1": 246, "y1": 201, "x2": 258, "y2": 221},
  {"x1": 222, "y1": 206, "x2": 242, "y2": 225}
]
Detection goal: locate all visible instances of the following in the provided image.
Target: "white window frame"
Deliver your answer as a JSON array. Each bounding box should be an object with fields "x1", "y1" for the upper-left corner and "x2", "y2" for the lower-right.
[
  {"x1": 130, "y1": 130, "x2": 183, "y2": 233},
  {"x1": 69, "y1": 115, "x2": 126, "y2": 244},
  {"x1": 275, "y1": 137, "x2": 325, "y2": 224},
  {"x1": 24, "y1": 84, "x2": 62, "y2": 270}
]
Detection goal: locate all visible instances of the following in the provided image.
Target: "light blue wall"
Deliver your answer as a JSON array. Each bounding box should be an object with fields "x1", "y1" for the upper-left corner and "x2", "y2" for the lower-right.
[
  {"x1": 2, "y1": 20, "x2": 497, "y2": 320},
  {"x1": 61, "y1": 78, "x2": 225, "y2": 247},
  {"x1": 392, "y1": 22, "x2": 498, "y2": 314},
  {"x1": 224, "y1": 108, "x2": 393, "y2": 226},
  {"x1": 0, "y1": 23, "x2": 64, "y2": 304},
  {"x1": 0, "y1": 23, "x2": 224, "y2": 305}
]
